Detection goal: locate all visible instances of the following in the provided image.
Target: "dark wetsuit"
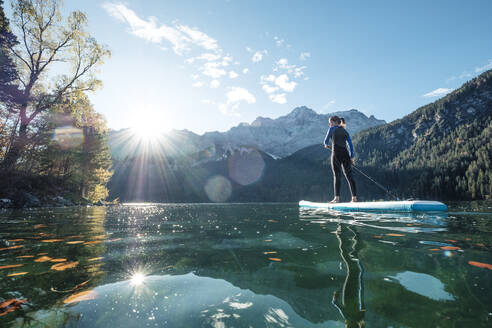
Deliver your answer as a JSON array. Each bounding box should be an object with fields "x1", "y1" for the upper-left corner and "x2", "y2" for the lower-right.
[{"x1": 324, "y1": 126, "x2": 357, "y2": 197}]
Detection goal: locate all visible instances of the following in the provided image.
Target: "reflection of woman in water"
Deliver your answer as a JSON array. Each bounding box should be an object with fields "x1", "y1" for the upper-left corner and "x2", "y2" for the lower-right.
[{"x1": 332, "y1": 224, "x2": 365, "y2": 328}]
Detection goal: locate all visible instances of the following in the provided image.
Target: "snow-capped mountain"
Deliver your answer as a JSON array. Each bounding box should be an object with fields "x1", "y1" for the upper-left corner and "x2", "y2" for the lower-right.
[
  {"x1": 108, "y1": 106, "x2": 385, "y2": 160},
  {"x1": 201, "y1": 106, "x2": 385, "y2": 158}
]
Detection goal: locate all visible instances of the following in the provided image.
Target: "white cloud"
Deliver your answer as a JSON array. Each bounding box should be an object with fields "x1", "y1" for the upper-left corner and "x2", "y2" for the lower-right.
[
  {"x1": 202, "y1": 99, "x2": 215, "y2": 104},
  {"x1": 323, "y1": 100, "x2": 336, "y2": 109},
  {"x1": 176, "y1": 25, "x2": 218, "y2": 51},
  {"x1": 447, "y1": 59, "x2": 492, "y2": 84},
  {"x1": 229, "y1": 71, "x2": 239, "y2": 79},
  {"x1": 192, "y1": 81, "x2": 204, "y2": 87},
  {"x1": 423, "y1": 88, "x2": 453, "y2": 98},
  {"x1": 270, "y1": 93, "x2": 287, "y2": 104},
  {"x1": 275, "y1": 74, "x2": 296, "y2": 92},
  {"x1": 274, "y1": 36, "x2": 285, "y2": 47},
  {"x1": 226, "y1": 87, "x2": 256, "y2": 105},
  {"x1": 219, "y1": 87, "x2": 256, "y2": 115},
  {"x1": 210, "y1": 80, "x2": 220, "y2": 88},
  {"x1": 276, "y1": 58, "x2": 289, "y2": 69},
  {"x1": 252, "y1": 51, "x2": 265, "y2": 63},
  {"x1": 242, "y1": 68, "x2": 249, "y2": 74},
  {"x1": 103, "y1": 3, "x2": 219, "y2": 55},
  {"x1": 262, "y1": 85, "x2": 279, "y2": 94},
  {"x1": 300, "y1": 52, "x2": 311, "y2": 61},
  {"x1": 195, "y1": 53, "x2": 222, "y2": 61},
  {"x1": 201, "y1": 62, "x2": 227, "y2": 78},
  {"x1": 294, "y1": 66, "x2": 306, "y2": 78},
  {"x1": 191, "y1": 74, "x2": 199, "y2": 80},
  {"x1": 273, "y1": 58, "x2": 301, "y2": 75},
  {"x1": 475, "y1": 59, "x2": 492, "y2": 73},
  {"x1": 260, "y1": 74, "x2": 276, "y2": 83}
]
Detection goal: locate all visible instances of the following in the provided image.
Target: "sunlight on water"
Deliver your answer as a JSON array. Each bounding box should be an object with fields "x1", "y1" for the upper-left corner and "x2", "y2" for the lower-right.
[
  {"x1": 0, "y1": 202, "x2": 491, "y2": 327},
  {"x1": 130, "y1": 272, "x2": 146, "y2": 286}
]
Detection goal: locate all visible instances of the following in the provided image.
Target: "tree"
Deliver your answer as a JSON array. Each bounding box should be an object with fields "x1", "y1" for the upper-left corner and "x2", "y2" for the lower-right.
[
  {"x1": 0, "y1": 0, "x2": 110, "y2": 170},
  {"x1": 35, "y1": 91, "x2": 113, "y2": 203},
  {"x1": 0, "y1": 0, "x2": 20, "y2": 104},
  {"x1": 0, "y1": 0, "x2": 21, "y2": 158}
]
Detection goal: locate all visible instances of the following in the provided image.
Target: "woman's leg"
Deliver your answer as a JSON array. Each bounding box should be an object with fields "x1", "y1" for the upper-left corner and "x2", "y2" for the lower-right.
[
  {"x1": 331, "y1": 155, "x2": 342, "y2": 198},
  {"x1": 341, "y1": 157, "x2": 357, "y2": 198}
]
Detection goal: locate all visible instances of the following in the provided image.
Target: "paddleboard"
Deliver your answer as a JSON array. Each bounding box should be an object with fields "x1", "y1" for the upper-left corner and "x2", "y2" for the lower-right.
[{"x1": 299, "y1": 200, "x2": 448, "y2": 212}]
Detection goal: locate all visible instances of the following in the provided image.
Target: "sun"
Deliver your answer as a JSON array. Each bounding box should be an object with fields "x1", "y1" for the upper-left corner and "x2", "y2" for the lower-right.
[
  {"x1": 130, "y1": 107, "x2": 167, "y2": 140},
  {"x1": 131, "y1": 124, "x2": 161, "y2": 139}
]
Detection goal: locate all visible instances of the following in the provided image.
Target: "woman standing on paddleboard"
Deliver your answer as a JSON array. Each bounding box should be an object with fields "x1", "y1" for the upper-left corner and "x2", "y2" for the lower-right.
[{"x1": 324, "y1": 116, "x2": 357, "y2": 203}]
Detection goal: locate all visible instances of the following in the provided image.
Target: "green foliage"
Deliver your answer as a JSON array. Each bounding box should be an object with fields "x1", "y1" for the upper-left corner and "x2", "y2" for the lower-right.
[
  {"x1": 0, "y1": 0, "x2": 110, "y2": 169},
  {"x1": 0, "y1": 0, "x2": 112, "y2": 205},
  {"x1": 352, "y1": 69, "x2": 492, "y2": 200}
]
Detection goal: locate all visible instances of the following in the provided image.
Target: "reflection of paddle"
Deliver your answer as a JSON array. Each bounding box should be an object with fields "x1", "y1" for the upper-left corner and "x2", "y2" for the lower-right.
[{"x1": 332, "y1": 224, "x2": 365, "y2": 328}]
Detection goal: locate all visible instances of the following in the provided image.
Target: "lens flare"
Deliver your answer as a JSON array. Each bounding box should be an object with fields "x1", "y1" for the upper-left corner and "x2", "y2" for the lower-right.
[
  {"x1": 228, "y1": 149, "x2": 265, "y2": 185},
  {"x1": 204, "y1": 175, "x2": 232, "y2": 202},
  {"x1": 52, "y1": 125, "x2": 84, "y2": 149}
]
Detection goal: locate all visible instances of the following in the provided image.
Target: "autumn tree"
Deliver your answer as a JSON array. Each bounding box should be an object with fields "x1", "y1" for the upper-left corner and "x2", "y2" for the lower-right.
[{"x1": 0, "y1": 0, "x2": 109, "y2": 170}]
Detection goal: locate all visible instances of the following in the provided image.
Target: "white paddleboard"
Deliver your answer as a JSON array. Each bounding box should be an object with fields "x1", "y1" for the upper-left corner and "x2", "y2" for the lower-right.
[{"x1": 299, "y1": 200, "x2": 448, "y2": 212}]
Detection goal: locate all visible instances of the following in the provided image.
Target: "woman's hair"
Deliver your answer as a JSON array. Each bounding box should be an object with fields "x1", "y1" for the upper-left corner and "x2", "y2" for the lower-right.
[
  {"x1": 340, "y1": 117, "x2": 346, "y2": 125},
  {"x1": 329, "y1": 116, "x2": 341, "y2": 125}
]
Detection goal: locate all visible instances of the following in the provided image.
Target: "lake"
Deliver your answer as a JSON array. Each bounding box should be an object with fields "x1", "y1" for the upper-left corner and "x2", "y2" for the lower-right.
[{"x1": 0, "y1": 202, "x2": 491, "y2": 327}]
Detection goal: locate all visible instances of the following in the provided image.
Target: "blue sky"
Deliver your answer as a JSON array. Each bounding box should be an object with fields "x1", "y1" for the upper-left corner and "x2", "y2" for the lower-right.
[{"x1": 9, "y1": 1, "x2": 492, "y2": 133}]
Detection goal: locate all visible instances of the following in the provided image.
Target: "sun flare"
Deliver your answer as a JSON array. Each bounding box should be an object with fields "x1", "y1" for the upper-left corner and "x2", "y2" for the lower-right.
[
  {"x1": 131, "y1": 124, "x2": 161, "y2": 139},
  {"x1": 130, "y1": 272, "x2": 145, "y2": 286},
  {"x1": 130, "y1": 106, "x2": 168, "y2": 140}
]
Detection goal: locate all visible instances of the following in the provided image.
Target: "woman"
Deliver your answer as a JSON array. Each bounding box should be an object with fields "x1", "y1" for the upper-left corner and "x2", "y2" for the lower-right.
[{"x1": 323, "y1": 116, "x2": 357, "y2": 202}]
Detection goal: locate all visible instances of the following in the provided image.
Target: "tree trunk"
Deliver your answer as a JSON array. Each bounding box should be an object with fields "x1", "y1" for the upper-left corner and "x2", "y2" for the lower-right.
[{"x1": 0, "y1": 121, "x2": 28, "y2": 171}]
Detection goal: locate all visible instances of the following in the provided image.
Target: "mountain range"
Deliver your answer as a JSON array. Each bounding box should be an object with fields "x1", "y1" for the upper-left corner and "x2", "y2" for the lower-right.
[
  {"x1": 108, "y1": 107, "x2": 385, "y2": 161},
  {"x1": 108, "y1": 69, "x2": 492, "y2": 202}
]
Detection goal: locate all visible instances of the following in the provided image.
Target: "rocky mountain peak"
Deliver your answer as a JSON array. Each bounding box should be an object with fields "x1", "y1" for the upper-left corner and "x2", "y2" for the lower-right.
[
  {"x1": 288, "y1": 106, "x2": 317, "y2": 118},
  {"x1": 251, "y1": 116, "x2": 274, "y2": 127}
]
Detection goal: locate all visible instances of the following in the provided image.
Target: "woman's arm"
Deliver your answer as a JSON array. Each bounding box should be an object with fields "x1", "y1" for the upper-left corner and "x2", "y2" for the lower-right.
[
  {"x1": 346, "y1": 134, "x2": 355, "y2": 158},
  {"x1": 324, "y1": 126, "x2": 337, "y2": 147}
]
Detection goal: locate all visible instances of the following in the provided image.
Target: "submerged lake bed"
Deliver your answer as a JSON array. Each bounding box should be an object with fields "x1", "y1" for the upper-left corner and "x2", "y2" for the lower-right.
[{"x1": 0, "y1": 202, "x2": 491, "y2": 327}]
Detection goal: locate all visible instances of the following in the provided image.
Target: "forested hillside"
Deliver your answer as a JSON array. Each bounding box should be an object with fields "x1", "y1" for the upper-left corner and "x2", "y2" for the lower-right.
[{"x1": 353, "y1": 69, "x2": 492, "y2": 200}]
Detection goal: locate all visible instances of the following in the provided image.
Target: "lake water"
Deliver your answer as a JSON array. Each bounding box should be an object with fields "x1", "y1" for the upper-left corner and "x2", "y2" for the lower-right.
[{"x1": 0, "y1": 202, "x2": 491, "y2": 327}]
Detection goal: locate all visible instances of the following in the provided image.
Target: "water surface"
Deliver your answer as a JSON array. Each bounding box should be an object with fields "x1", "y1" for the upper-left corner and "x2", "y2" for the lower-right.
[{"x1": 0, "y1": 202, "x2": 491, "y2": 327}]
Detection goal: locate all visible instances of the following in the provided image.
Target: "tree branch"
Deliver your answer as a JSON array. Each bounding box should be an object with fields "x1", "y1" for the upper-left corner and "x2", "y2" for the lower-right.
[
  {"x1": 8, "y1": 45, "x2": 32, "y2": 71},
  {"x1": 37, "y1": 31, "x2": 74, "y2": 75},
  {"x1": 19, "y1": 8, "x2": 34, "y2": 70}
]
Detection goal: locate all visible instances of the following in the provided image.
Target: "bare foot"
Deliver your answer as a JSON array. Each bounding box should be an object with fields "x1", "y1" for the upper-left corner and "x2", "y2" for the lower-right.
[
  {"x1": 330, "y1": 197, "x2": 340, "y2": 203},
  {"x1": 351, "y1": 196, "x2": 358, "y2": 202}
]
